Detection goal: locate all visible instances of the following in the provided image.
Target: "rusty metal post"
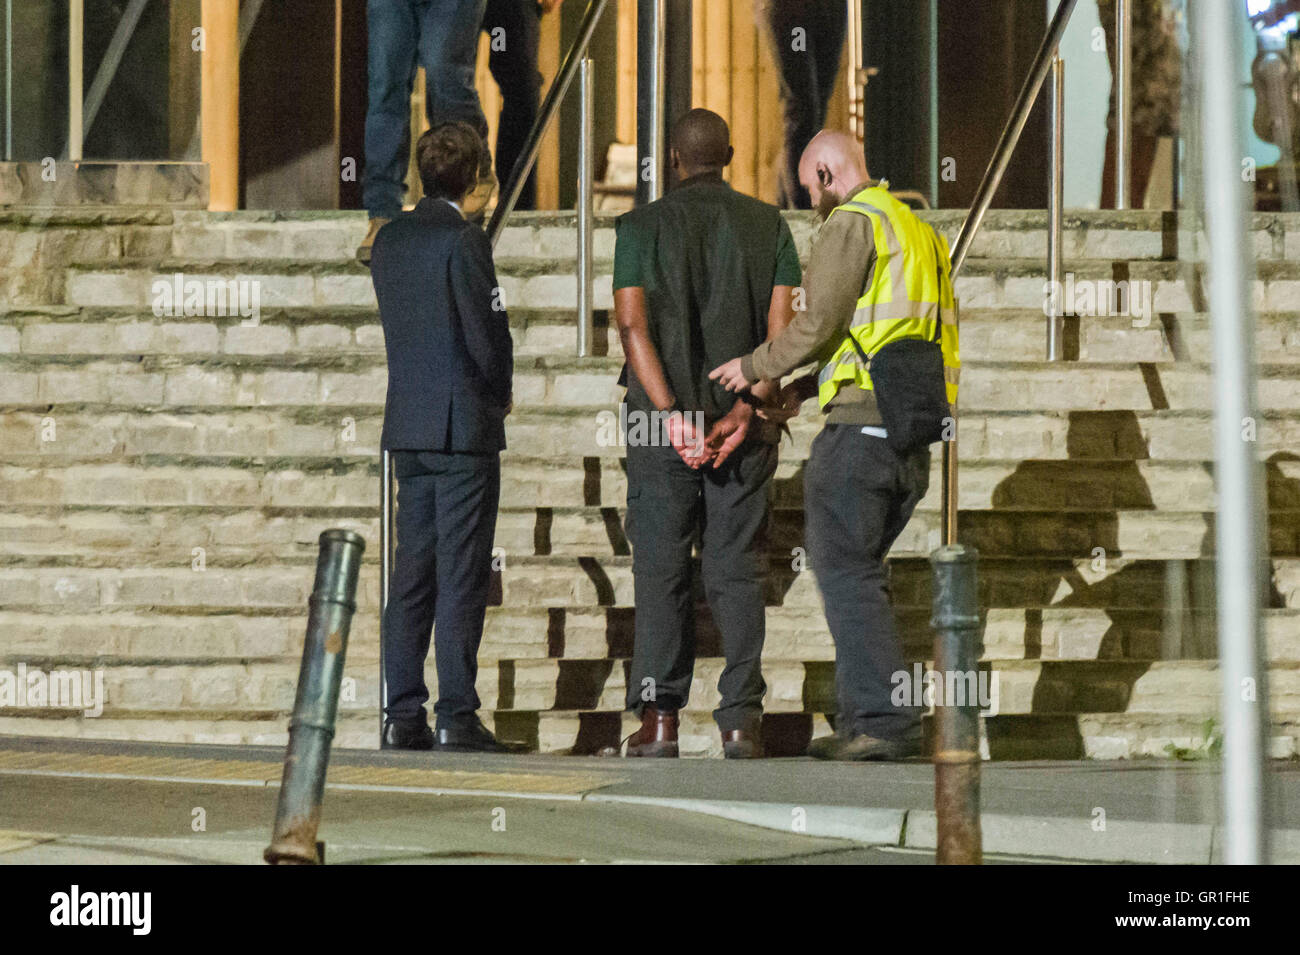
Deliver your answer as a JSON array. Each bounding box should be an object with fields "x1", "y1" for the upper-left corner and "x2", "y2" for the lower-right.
[
  {"x1": 265, "y1": 529, "x2": 366, "y2": 866},
  {"x1": 930, "y1": 545, "x2": 982, "y2": 864}
]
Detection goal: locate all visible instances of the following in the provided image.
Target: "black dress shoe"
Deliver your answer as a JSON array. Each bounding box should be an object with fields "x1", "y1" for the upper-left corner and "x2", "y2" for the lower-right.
[
  {"x1": 433, "y1": 717, "x2": 527, "y2": 753},
  {"x1": 382, "y1": 718, "x2": 435, "y2": 751},
  {"x1": 808, "y1": 729, "x2": 923, "y2": 762}
]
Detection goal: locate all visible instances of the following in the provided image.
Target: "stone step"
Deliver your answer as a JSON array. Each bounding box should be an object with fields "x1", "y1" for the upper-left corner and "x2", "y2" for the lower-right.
[
  {"x1": 152, "y1": 209, "x2": 1300, "y2": 265},
  {"x1": 1, "y1": 499, "x2": 1295, "y2": 562},
  {"x1": 1, "y1": 655, "x2": 1293, "y2": 722},
  {"x1": 3, "y1": 705, "x2": 1294, "y2": 759},
  {"x1": 2, "y1": 555, "x2": 1297, "y2": 614},
  {"x1": 5, "y1": 351, "x2": 1300, "y2": 413},
  {"x1": 59, "y1": 255, "x2": 1300, "y2": 313},
  {"x1": 5, "y1": 407, "x2": 1299, "y2": 464},
  {"x1": 7, "y1": 605, "x2": 1298, "y2": 665},
  {"x1": 8, "y1": 454, "x2": 1297, "y2": 513},
  {"x1": 6, "y1": 304, "x2": 1300, "y2": 365},
  {"x1": 0, "y1": 689, "x2": 1297, "y2": 760}
]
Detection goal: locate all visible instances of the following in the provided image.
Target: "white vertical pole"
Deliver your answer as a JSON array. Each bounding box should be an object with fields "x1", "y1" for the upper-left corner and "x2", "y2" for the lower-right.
[
  {"x1": 1197, "y1": 0, "x2": 1270, "y2": 865},
  {"x1": 379, "y1": 449, "x2": 394, "y2": 745},
  {"x1": 577, "y1": 58, "x2": 595, "y2": 358},
  {"x1": 647, "y1": 0, "x2": 666, "y2": 201},
  {"x1": 1047, "y1": 54, "x2": 1064, "y2": 361},
  {"x1": 1115, "y1": 0, "x2": 1131, "y2": 208},
  {"x1": 68, "y1": 0, "x2": 83, "y2": 161}
]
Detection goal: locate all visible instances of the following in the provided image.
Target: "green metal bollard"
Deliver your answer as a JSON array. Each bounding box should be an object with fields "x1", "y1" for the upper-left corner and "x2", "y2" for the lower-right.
[
  {"x1": 930, "y1": 544, "x2": 983, "y2": 865},
  {"x1": 265, "y1": 529, "x2": 366, "y2": 865}
]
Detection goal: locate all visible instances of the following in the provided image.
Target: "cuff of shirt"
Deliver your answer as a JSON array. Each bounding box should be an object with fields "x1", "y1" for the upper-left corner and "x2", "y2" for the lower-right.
[{"x1": 740, "y1": 351, "x2": 762, "y2": 385}]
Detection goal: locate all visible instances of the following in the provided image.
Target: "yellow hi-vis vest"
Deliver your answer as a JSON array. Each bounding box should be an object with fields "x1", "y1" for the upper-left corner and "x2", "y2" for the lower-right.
[{"x1": 816, "y1": 183, "x2": 961, "y2": 411}]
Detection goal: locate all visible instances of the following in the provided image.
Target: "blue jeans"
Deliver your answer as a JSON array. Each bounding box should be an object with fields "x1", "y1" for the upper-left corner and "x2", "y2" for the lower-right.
[{"x1": 363, "y1": 0, "x2": 488, "y2": 219}]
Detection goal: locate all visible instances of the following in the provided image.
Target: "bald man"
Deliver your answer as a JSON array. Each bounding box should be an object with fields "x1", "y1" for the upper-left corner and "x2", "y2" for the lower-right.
[
  {"x1": 612, "y1": 108, "x2": 801, "y2": 759},
  {"x1": 712, "y1": 130, "x2": 960, "y2": 761}
]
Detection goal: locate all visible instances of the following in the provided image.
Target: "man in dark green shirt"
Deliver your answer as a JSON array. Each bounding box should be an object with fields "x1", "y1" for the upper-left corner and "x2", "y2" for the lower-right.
[{"x1": 612, "y1": 108, "x2": 800, "y2": 759}]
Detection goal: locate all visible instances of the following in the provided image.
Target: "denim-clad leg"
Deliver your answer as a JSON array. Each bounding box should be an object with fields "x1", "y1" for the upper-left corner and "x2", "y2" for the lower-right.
[
  {"x1": 418, "y1": 0, "x2": 490, "y2": 136},
  {"x1": 363, "y1": 0, "x2": 422, "y2": 219}
]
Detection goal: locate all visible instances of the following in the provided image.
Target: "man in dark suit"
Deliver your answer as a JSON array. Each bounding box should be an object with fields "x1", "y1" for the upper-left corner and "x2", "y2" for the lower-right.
[{"x1": 370, "y1": 121, "x2": 516, "y2": 752}]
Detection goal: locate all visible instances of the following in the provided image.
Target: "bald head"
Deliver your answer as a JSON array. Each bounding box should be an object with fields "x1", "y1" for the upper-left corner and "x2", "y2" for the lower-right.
[
  {"x1": 798, "y1": 130, "x2": 870, "y2": 218},
  {"x1": 671, "y1": 108, "x2": 733, "y2": 179}
]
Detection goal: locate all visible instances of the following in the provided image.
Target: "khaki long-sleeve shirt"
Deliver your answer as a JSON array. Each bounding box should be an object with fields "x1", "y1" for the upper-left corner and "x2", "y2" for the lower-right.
[{"x1": 738, "y1": 182, "x2": 883, "y2": 425}]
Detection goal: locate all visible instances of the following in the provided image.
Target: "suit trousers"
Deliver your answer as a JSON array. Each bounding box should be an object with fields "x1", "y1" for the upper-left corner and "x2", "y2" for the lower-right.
[
  {"x1": 624, "y1": 436, "x2": 777, "y2": 732},
  {"x1": 804, "y1": 424, "x2": 929, "y2": 740},
  {"x1": 382, "y1": 450, "x2": 500, "y2": 727}
]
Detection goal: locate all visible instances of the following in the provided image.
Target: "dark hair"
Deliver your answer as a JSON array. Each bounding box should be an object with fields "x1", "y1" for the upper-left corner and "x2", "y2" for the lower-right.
[{"x1": 416, "y1": 122, "x2": 483, "y2": 201}]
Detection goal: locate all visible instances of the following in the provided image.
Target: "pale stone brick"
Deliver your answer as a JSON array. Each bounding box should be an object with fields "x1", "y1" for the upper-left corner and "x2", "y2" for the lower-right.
[
  {"x1": 316, "y1": 272, "x2": 375, "y2": 307},
  {"x1": 22, "y1": 323, "x2": 110, "y2": 353},
  {"x1": 223, "y1": 323, "x2": 292, "y2": 354},
  {"x1": 188, "y1": 667, "x2": 243, "y2": 707},
  {"x1": 319, "y1": 367, "x2": 386, "y2": 404},
  {"x1": 65, "y1": 270, "x2": 145, "y2": 307},
  {"x1": 257, "y1": 369, "x2": 319, "y2": 405},
  {"x1": 0, "y1": 371, "x2": 38, "y2": 402},
  {"x1": 355, "y1": 323, "x2": 385, "y2": 348},
  {"x1": 494, "y1": 226, "x2": 538, "y2": 258},
  {"x1": 226, "y1": 227, "x2": 288, "y2": 258},
  {"x1": 285, "y1": 226, "x2": 358, "y2": 260},
  {"x1": 164, "y1": 366, "x2": 237, "y2": 405},
  {"x1": 170, "y1": 224, "x2": 228, "y2": 259},
  {"x1": 238, "y1": 272, "x2": 314, "y2": 308},
  {"x1": 294, "y1": 323, "x2": 352, "y2": 349},
  {"x1": 550, "y1": 372, "x2": 621, "y2": 406},
  {"x1": 157, "y1": 321, "x2": 221, "y2": 353}
]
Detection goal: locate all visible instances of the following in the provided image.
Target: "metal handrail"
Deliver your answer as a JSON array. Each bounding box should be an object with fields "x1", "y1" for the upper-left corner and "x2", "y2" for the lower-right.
[
  {"x1": 486, "y1": 0, "x2": 613, "y2": 247},
  {"x1": 949, "y1": 0, "x2": 1081, "y2": 279},
  {"x1": 940, "y1": 0, "x2": 1082, "y2": 549}
]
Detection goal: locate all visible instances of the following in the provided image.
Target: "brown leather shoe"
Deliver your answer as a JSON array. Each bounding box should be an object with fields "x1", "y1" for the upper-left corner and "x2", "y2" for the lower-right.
[
  {"x1": 721, "y1": 728, "x2": 764, "y2": 759},
  {"x1": 625, "y1": 706, "x2": 678, "y2": 757}
]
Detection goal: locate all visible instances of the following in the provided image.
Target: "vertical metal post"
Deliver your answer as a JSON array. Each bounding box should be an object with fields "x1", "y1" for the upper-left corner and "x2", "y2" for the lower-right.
[
  {"x1": 577, "y1": 58, "x2": 595, "y2": 358},
  {"x1": 67, "y1": 0, "x2": 83, "y2": 161},
  {"x1": 5, "y1": 0, "x2": 12, "y2": 161},
  {"x1": 1047, "y1": 55, "x2": 1064, "y2": 362},
  {"x1": 1115, "y1": 0, "x2": 1131, "y2": 209},
  {"x1": 941, "y1": 437, "x2": 957, "y2": 547},
  {"x1": 930, "y1": 545, "x2": 983, "y2": 865},
  {"x1": 1195, "y1": 0, "x2": 1271, "y2": 865},
  {"x1": 846, "y1": 0, "x2": 864, "y2": 142},
  {"x1": 637, "y1": 0, "x2": 667, "y2": 203},
  {"x1": 648, "y1": 0, "x2": 666, "y2": 201},
  {"x1": 265, "y1": 530, "x2": 366, "y2": 866},
  {"x1": 379, "y1": 449, "x2": 394, "y2": 745}
]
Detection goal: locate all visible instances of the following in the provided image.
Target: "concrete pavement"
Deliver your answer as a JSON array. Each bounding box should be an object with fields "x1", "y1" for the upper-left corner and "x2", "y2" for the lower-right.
[{"x1": 0, "y1": 736, "x2": 1295, "y2": 864}]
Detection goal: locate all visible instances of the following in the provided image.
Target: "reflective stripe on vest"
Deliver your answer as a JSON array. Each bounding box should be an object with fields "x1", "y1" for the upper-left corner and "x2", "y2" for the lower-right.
[{"x1": 816, "y1": 185, "x2": 961, "y2": 410}]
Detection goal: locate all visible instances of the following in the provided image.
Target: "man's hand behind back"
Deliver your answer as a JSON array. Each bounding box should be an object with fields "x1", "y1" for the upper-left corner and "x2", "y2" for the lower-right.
[
  {"x1": 665, "y1": 410, "x2": 710, "y2": 469},
  {"x1": 703, "y1": 401, "x2": 753, "y2": 469}
]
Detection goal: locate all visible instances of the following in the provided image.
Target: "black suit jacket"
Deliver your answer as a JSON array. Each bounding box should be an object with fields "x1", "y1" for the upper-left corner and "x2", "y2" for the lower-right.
[{"x1": 371, "y1": 197, "x2": 514, "y2": 453}]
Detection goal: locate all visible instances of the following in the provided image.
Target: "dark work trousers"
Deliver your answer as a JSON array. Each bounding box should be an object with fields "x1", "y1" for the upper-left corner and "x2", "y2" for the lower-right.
[
  {"x1": 624, "y1": 435, "x2": 778, "y2": 732},
  {"x1": 382, "y1": 450, "x2": 501, "y2": 728},
  {"x1": 759, "y1": 0, "x2": 848, "y2": 209},
  {"x1": 803, "y1": 424, "x2": 929, "y2": 740},
  {"x1": 482, "y1": 0, "x2": 542, "y2": 210}
]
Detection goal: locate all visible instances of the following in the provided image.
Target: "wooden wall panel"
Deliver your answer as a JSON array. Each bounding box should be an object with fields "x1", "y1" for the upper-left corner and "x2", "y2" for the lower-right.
[{"x1": 457, "y1": 0, "x2": 853, "y2": 209}]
